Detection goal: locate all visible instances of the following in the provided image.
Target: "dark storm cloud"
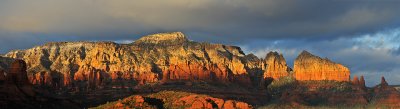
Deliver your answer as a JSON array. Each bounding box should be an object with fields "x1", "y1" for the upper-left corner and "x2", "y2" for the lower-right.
[
  {"x1": 395, "y1": 48, "x2": 400, "y2": 55},
  {"x1": 1, "y1": 0, "x2": 400, "y2": 46}
]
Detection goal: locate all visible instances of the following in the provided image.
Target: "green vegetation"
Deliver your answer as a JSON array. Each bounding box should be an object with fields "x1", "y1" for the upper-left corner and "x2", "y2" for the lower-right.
[
  {"x1": 300, "y1": 80, "x2": 353, "y2": 92},
  {"x1": 267, "y1": 75, "x2": 298, "y2": 97},
  {"x1": 90, "y1": 101, "x2": 117, "y2": 109}
]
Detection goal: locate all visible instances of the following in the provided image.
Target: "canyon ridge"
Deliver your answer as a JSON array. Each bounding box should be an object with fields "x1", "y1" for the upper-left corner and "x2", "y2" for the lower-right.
[{"x1": 1, "y1": 32, "x2": 399, "y2": 109}]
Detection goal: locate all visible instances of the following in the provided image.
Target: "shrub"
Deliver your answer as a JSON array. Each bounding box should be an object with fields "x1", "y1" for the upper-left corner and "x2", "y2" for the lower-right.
[{"x1": 267, "y1": 75, "x2": 298, "y2": 97}]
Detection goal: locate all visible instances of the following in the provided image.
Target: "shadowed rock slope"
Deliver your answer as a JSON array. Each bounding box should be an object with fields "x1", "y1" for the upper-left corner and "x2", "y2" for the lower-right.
[{"x1": 0, "y1": 59, "x2": 78, "y2": 109}]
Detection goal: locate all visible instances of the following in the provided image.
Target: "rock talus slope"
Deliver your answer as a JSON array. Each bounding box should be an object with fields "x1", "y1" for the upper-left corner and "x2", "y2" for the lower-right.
[{"x1": 293, "y1": 51, "x2": 350, "y2": 81}]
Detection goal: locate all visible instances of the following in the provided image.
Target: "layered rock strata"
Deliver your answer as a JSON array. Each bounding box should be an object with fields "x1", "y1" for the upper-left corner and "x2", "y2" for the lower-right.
[
  {"x1": 4, "y1": 32, "x2": 258, "y2": 88},
  {"x1": 293, "y1": 51, "x2": 350, "y2": 81},
  {"x1": 4, "y1": 32, "x2": 355, "y2": 89}
]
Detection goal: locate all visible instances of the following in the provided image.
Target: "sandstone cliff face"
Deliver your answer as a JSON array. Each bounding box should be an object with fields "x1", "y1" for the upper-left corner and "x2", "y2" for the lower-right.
[
  {"x1": 3, "y1": 33, "x2": 355, "y2": 89},
  {"x1": 263, "y1": 51, "x2": 291, "y2": 80},
  {"x1": 293, "y1": 51, "x2": 350, "y2": 81},
  {"x1": 4, "y1": 32, "x2": 257, "y2": 88}
]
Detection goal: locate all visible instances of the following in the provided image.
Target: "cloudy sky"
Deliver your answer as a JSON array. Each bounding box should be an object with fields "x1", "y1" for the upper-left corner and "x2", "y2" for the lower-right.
[{"x1": 1, "y1": 0, "x2": 399, "y2": 86}]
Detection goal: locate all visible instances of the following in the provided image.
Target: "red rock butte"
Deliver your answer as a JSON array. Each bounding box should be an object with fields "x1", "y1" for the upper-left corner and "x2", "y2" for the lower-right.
[{"x1": 294, "y1": 51, "x2": 350, "y2": 81}]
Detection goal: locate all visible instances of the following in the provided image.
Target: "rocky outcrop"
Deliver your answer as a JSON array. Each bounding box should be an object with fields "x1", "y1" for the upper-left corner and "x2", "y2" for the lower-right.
[
  {"x1": 173, "y1": 94, "x2": 251, "y2": 109},
  {"x1": 359, "y1": 76, "x2": 366, "y2": 88},
  {"x1": 293, "y1": 51, "x2": 350, "y2": 81},
  {"x1": 352, "y1": 75, "x2": 367, "y2": 90},
  {"x1": 352, "y1": 76, "x2": 359, "y2": 85},
  {"x1": 0, "y1": 59, "x2": 31, "y2": 86},
  {"x1": 0, "y1": 60, "x2": 79, "y2": 108},
  {"x1": 262, "y1": 51, "x2": 291, "y2": 80},
  {"x1": 0, "y1": 60, "x2": 34, "y2": 106},
  {"x1": 30, "y1": 71, "x2": 64, "y2": 89},
  {"x1": 96, "y1": 91, "x2": 252, "y2": 109},
  {"x1": 6, "y1": 60, "x2": 30, "y2": 85},
  {"x1": 4, "y1": 32, "x2": 257, "y2": 88},
  {"x1": 372, "y1": 76, "x2": 400, "y2": 108},
  {"x1": 380, "y1": 76, "x2": 388, "y2": 87}
]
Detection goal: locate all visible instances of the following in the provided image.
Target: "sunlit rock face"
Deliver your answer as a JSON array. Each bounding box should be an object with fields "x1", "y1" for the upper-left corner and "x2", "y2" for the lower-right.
[
  {"x1": 293, "y1": 51, "x2": 350, "y2": 81},
  {"x1": 4, "y1": 32, "x2": 258, "y2": 88},
  {"x1": 263, "y1": 51, "x2": 291, "y2": 80},
  {"x1": 3, "y1": 32, "x2": 354, "y2": 89}
]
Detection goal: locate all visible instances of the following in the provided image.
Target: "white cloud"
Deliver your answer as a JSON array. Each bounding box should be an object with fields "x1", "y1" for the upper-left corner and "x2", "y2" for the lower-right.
[{"x1": 353, "y1": 27, "x2": 400, "y2": 50}]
